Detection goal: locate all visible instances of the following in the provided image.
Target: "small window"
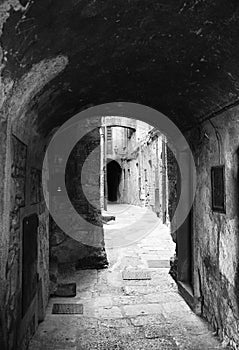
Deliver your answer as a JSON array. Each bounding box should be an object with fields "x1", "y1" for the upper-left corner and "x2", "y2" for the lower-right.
[
  {"x1": 211, "y1": 165, "x2": 226, "y2": 213},
  {"x1": 107, "y1": 126, "x2": 112, "y2": 140},
  {"x1": 127, "y1": 128, "x2": 134, "y2": 139}
]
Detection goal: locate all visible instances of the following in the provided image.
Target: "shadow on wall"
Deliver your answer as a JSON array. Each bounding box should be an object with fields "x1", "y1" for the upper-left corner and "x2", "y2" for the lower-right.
[
  {"x1": 107, "y1": 159, "x2": 122, "y2": 202},
  {"x1": 49, "y1": 126, "x2": 109, "y2": 295},
  {"x1": 167, "y1": 146, "x2": 181, "y2": 242}
]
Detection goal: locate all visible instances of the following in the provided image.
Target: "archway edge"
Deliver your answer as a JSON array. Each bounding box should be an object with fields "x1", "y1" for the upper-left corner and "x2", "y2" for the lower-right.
[
  {"x1": 44, "y1": 102, "x2": 196, "y2": 243},
  {"x1": 56, "y1": 102, "x2": 189, "y2": 151},
  {"x1": 106, "y1": 157, "x2": 122, "y2": 166}
]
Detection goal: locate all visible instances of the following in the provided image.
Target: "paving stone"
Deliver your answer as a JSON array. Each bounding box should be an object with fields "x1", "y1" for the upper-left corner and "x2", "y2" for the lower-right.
[
  {"x1": 53, "y1": 283, "x2": 77, "y2": 297},
  {"x1": 78, "y1": 334, "x2": 178, "y2": 350},
  {"x1": 122, "y1": 270, "x2": 151, "y2": 280},
  {"x1": 122, "y1": 284, "x2": 176, "y2": 295},
  {"x1": 127, "y1": 338, "x2": 178, "y2": 349},
  {"x1": 144, "y1": 292, "x2": 182, "y2": 304},
  {"x1": 122, "y1": 279, "x2": 148, "y2": 286},
  {"x1": 150, "y1": 270, "x2": 172, "y2": 277},
  {"x1": 124, "y1": 303, "x2": 164, "y2": 317},
  {"x1": 122, "y1": 256, "x2": 141, "y2": 266},
  {"x1": 29, "y1": 205, "x2": 228, "y2": 350},
  {"x1": 95, "y1": 306, "x2": 123, "y2": 318},
  {"x1": 92, "y1": 296, "x2": 113, "y2": 308},
  {"x1": 77, "y1": 328, "x2": 119, "y2": 343},
  {"x1": 129, "y1": 314, "x2": 167, "y2": 327},
  {"x1": 147, "y1": 259, "x2": 170, "y2": 268},
  {"x1": 77, "y1": 340, "x2": 125, "y2": 350},
  {"x1": 78, "y1": 326, "x2": 144, "y2": 345},
  {"x1": 97, "y1": 318, "x2": 130, "y2": 328},
  {"x1": 113, "y1": 295, "x2": 147, "y2": 305},
  {"x1": 143, "y1": 324, "x2": 174, "y2": 339}
]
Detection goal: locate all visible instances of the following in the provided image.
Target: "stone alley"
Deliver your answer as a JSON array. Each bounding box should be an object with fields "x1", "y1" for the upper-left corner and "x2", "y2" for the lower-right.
[
  {"x1": 29, "y1": 205, "x2": 230, "y2": 350},
  {"x1": 1, "y1": 4, "x2": 239, "y2": 348}
]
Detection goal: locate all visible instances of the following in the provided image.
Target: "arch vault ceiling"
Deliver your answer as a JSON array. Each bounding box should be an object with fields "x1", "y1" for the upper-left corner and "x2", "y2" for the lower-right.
[{"x1": 2, "y1": 0, "x2": 239, "y2": 133}]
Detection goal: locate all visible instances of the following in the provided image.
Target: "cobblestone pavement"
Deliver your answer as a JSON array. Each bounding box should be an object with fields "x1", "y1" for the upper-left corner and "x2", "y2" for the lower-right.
[{"x1": 29, "y1": 204, "x2": 231, "y2": 350}]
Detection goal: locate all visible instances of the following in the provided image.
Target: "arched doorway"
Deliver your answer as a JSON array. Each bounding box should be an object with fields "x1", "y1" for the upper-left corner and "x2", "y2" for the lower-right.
[{"x1": 107, "y1": 160, "x2": 122, "y2": 202}]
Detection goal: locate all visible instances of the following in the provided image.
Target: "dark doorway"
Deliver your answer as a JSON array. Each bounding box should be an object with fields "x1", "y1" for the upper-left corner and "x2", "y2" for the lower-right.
[
  {"x1": 177, "y1": 210, "x2": 193, "y2": 286},
  {"x1": 22, "y1": 214, "x2": 38, "y2": 317},
  {"x1": 107, "y1": 160, "x2": 122, "y2": 202},
  {"x1": 176, "y1": 150, "x2": 195, "y2": 308}
]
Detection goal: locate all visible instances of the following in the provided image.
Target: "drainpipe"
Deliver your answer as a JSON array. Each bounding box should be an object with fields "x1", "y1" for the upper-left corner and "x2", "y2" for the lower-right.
[
  {"x1": 162, "y1": 136, "x2": 167, "y2": 223},
  {"x1": 165, "y1": 138, "x2": 169, "y2": 224},
  {"x1": 99, "y1": 126, "x2": 105, "y2": 211},
  {"x1": 104, "y1": 125, "x2": 108, "y2": 210},
  {"x1": 155, "y1": 136, "x2": 160, "y2": 217}
]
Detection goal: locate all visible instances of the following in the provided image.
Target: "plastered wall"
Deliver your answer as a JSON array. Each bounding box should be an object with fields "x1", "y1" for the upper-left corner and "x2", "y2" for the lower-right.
[{"x1": 187, "y1": 107, "x2": 239, "y2": 349}]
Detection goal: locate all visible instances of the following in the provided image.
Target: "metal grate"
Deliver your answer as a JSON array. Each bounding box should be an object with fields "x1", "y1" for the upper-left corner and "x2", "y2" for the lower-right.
[
  {"x1": 122, "y1": 270, "x2": 151, "y2": 280},
  {"x1": 52, "y1": 303, "x2": 83, "y2": 314}
]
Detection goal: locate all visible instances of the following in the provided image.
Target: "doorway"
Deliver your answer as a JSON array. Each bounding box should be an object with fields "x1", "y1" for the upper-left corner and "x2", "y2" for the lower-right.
[
  {"x1": 107, "y1": 160, "x2": 122, "y2": 202},
  {"x1": 22, "y1": 214, "x2": 38, "y2": 317},
  {"x1": 175, "y1": 149, "x2": 197, "y2": 311}
]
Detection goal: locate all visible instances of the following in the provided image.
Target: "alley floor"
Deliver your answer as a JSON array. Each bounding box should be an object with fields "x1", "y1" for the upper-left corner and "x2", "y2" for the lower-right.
[{"x1": 29, "y1": 204, "x2": 231, "y2": 350}]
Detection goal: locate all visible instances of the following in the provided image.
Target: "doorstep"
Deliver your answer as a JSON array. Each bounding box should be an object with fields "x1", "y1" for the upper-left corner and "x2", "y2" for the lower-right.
[{"x1": 177, "y1": 281, "x2": 202, "y2": 315}]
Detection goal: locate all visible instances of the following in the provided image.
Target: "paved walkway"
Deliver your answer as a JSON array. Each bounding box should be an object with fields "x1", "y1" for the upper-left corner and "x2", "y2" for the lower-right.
[{"x1": 29, "y1": 204, "x2": 230, "y2": 350}]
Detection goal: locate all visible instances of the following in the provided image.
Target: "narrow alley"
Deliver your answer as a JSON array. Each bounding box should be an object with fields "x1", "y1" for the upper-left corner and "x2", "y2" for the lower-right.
[
  {"x1": 1, "y1": 3, "x2": 239, "y2": 349},
  {"x1": 29, "y1": 205, "x2": 229, "y2": 350}
]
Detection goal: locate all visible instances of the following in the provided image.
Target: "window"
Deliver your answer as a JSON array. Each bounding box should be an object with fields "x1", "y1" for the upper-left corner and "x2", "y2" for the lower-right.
[
  {"x1": 211, "y1": 165, "x2": 226, "y2": 213},
  {"x1": 127, "y1": 128, "x2": 134, "y2": 139},
  {"x1": 107, "y1": 126, "x2": 112, "y2": 140}
]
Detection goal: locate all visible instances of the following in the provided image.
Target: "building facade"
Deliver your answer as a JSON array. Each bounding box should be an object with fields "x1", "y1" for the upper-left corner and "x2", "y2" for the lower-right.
[{"x1": 102, "y1": 117, "x2": 169, "y2": 223}]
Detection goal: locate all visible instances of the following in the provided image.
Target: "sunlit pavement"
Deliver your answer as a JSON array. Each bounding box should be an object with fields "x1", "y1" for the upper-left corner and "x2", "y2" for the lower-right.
[{"x1": 29, "y1": 204, "x2": 230, "y2": 350}]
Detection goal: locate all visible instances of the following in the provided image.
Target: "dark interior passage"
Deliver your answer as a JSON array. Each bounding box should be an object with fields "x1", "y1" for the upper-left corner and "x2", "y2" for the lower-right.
[{"x1": 107, "y1": 160, "x2": 122, "y2": 202}]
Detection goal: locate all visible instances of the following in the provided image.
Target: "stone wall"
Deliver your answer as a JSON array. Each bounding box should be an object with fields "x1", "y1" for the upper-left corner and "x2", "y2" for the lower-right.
[
  {"x1": 186, "y1": 107, "x2": 239, "y2": 349},
  {"x1": 2, "y1": 111, "x2": 108, "y2": 349},
  {"x1": 120, "y1": 132, "x2": 162, "y2": 211},
  {"x1": 0, "y1": 51, "x2": 68, "y2": 349},
  {"x1": 167, "y1": 146, "x2": 180, "y2": 241},
  {"x1": 6, "y1": 109, "x2": 49, "y2": 350},
  {"x1": 121, "y1": 129, "x2": 167, "y2": 221},
  {"x1": 49, "y1": 118, "x2": 108, "y2": 282},
  {"x1": 104, "y1": 118, "x2": 169, "y2": 221}
]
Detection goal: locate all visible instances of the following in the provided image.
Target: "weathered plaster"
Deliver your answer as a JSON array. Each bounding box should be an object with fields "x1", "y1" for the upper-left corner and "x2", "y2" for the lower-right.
[
  {"x1": 0, "y1": 31, "x2": 68, "y2": 347},
  {"x1": 187, "y1": 107, "x2": 239, "y2": 349}
]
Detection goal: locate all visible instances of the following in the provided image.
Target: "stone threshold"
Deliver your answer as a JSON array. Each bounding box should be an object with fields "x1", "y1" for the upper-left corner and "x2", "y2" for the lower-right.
[{"x1": 177, "y1": 281, "x2": 202, "y2": 315}]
